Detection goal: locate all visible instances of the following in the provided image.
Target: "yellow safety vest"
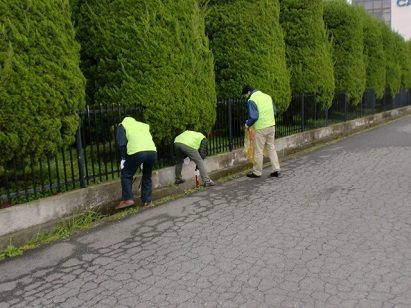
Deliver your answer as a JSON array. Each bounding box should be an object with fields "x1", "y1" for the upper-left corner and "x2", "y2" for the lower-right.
[
  {"x1": 174, "y1": 130, "x2": 205, "y2": 149},
  {"x1": 249, "y1": 91, "x2": 275, "y2": 130},
  {"x1": 121, "y1": 117, "x2": 156, "y2": 155}
]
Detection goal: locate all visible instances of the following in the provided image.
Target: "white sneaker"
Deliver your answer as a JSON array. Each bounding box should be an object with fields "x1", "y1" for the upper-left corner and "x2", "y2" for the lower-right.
[{"x1": 204, "y1": 180, "x2": 216, "y2": 187}]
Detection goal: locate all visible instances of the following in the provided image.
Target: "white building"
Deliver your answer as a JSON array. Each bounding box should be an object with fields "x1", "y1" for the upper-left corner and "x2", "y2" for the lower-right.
[{"x1": 351, "y1": 0, "x2": 410, "y2": 41}]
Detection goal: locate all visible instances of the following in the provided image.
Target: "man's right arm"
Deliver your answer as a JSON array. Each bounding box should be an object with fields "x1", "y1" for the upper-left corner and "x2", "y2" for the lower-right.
[{"x1": 246, "y1": 100, "x2": 259, "y2": 127}]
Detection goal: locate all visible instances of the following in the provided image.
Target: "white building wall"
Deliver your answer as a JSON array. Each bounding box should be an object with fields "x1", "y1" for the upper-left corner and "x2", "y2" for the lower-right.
[{"x1": 391, "y1": 0, "x2": 411, "y2": 40}]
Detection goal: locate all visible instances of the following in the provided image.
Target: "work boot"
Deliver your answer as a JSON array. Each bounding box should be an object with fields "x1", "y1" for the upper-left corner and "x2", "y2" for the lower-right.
[
  {"x1": 246, "y1": 172, "x2": 261, "y2": 178},
  {"x1": 270, "y1": 171, "x2": 281, "y2": 178}
]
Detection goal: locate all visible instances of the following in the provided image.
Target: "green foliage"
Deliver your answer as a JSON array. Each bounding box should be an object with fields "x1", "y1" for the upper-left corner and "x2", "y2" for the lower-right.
[
  {"x1": 205, "y1": 0, "x2": 291, "y2": 113},
  {"x1": 0, "y1": 240, "x2": 23, "y2": 260},
  {"x1": 0, "y1": 0, "x2": 86, "y2": 162},
  {"x1": 280, "y1": 0, "x2": 335, "y2": 109},
  {"x1": 361, "y1": 11, "x2": 386, "y2": 99},
  {"x1": 72, "y1": 0, "x2": 216, "y2": 144},
  {"x1": 53, "y1": 210, "x2": 106, "y2": 239},
  {"x1": 401, "y1": 41, "x2": 411, "y2": 90},
  {"x1": 323, "y1": 1, "x2": 366, "y2": 105},
  {"x1": 381, "y1": 25, "x2": 402, "y2": 96},
  {"x1": 1, "y1": 210, "x2": 106, "y2": 258}
]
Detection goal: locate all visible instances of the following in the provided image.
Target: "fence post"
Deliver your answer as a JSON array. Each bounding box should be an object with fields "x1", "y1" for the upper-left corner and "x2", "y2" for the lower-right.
[
  {"x1": 325, "y1": 108, "x2": 329, "y2": 127},
  {"x1": 360, "y1": 93, "x2": 363, "y2": 118},
  {"x1": 76, "y1": 126, "x2": 86, "y2": 188},
  {"x1": 228, "y1": 98, "x2": 233, "y2": 151},
  {"x1": 344, "y1": 92, "x2": 348, "y2": 122},
  {"x1": 169, "y1": 140, "x2": 175, "y2": 166},
  {"x1": 301, "y1": 93, "x2": 305, "y2": 132}
]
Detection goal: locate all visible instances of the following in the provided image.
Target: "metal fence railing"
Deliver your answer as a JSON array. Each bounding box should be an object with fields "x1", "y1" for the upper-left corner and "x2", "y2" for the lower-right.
[{"x1": 1, "y1": 87, "x2": 411, "y2": 207}]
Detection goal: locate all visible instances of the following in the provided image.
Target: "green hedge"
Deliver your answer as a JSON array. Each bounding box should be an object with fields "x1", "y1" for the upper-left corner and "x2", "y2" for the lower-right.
[
  {"x1": 401, "y1": 40, "x2": 411, "y2": 90},
  {"x1": 73, "y1": 0, "x2": 216, "y2": 145},
  {"x1": 2, "y1": 0, "x2": 411, "y2": 165},
  {"x1": 280, "y1": 0, "x2": 335, "y2": 109},
  {"x1": 0, "y1": 0, "x2": 85, "y2": 162},
  {"x1": 361, "y1": 11, "x2": 386, "y2": 99},
  {"x1": 323, "y1": 1, "x2": 366, "y2": 106},
  {"x1": 382, "y1": 25, "x2": 402, "y2": 97},
  {"x1": 206, "y1": 0, "x2": 291, "y2": 112}
]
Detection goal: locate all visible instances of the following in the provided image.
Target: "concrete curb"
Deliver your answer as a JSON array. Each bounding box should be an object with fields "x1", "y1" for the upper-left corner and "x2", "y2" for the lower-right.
[{"x1": 1, "y1": 106, "x2": 411, "y2": 249}]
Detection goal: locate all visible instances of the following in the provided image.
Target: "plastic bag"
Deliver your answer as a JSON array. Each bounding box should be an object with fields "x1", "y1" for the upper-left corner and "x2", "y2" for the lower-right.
[{"x1": 243, "y1": 127, "x2": 267, "y2": 164}]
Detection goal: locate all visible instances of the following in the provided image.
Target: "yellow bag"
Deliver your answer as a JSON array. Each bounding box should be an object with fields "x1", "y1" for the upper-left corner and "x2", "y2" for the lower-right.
[{"x1": 244, "y1": 127, "x2": 267, "y2": 164}]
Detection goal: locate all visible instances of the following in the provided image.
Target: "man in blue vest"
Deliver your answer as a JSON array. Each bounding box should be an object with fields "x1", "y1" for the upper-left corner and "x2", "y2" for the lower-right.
[
  {"x1": 174, "y1": 130, "x2": 215, "y2": 187},
  {"x1": 242, "y1": 85, "x2": 281, "y2": 178},
  {"x1": 115, "y1": 117, "x2": 157, "y2": 209}
]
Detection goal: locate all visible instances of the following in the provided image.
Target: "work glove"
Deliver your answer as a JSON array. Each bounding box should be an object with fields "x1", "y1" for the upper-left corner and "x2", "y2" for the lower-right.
[{"x1": 120, "y1": 159, "x2": 126, "y2": 170}]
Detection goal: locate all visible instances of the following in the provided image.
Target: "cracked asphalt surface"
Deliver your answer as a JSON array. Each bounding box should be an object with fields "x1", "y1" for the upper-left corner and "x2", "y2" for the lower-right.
[{"x1": 1, "y1": 116, "x2": 411, "y2": 308}]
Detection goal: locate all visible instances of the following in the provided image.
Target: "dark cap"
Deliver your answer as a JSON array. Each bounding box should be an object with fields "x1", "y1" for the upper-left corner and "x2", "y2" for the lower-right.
[{"x1": 241, "y1": 85, "x2": 254, "y2": 95}]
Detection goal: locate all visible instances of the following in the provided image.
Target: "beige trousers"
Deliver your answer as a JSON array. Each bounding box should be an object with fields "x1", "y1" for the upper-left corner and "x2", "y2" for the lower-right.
[{"x1": 253, "y1": 125, "x2": 280, "y2": 176}]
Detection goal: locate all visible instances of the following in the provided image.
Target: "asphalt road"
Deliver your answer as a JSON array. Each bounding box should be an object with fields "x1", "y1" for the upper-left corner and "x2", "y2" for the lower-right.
[{"x1": 1, "y1": 116, "x2": 411, "y2": 308}]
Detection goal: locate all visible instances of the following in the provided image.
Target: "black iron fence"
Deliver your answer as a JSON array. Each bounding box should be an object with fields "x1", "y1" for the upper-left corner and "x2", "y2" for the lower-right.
[{"x1": 1, "y1": 88, "x2": 411, "y2": 207}]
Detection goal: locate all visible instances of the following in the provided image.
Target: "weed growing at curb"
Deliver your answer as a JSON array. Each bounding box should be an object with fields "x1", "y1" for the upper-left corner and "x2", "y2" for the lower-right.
[
  {"x1": 0, "y1": 240, "x2": 23, "y2": 261},
  {"x1": 0, "y1": 210, "x2": 106, "y2": 260}
]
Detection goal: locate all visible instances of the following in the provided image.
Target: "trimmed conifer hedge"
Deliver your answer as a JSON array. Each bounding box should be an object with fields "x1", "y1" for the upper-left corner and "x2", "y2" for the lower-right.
[
  {"x1": 73, "y1": 0, "x2": 217, "y2": 145},
  {"x1": 206, "y1": 0, "x2": 291, "y2": 113},
  {"x1": 323, "y1": 1, "x2": 366, "y2": 106},
  {"x1": 2, "y1": 0, "x2": 411, "y2": 167},
  {"x1": 361, "y1": 11, "x2": 386, "y2": 99},
  {"x1": 0, "y1": 0, "x2": 85, "y2": 162},
  {"x1": 404, "y1": 41, "x2": 411, "y2": 90},
  {"x1": 280, "y1": 0, "x2": 335, "y2": 109},
  {"x1": 382, "y1": 25, "x2": 403, "y2": 97}
]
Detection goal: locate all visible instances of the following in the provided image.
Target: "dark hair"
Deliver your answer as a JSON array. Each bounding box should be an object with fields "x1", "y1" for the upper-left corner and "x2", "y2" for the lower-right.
[{"x1": 241, "y1": 85, "x2": 254, "y2": 95}]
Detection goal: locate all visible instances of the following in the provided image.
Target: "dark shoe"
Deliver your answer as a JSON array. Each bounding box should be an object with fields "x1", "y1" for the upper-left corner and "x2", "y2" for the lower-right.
[
  {"x1": 142, "y1": 202, "x2": 153, "y2": 207},
  {"x1": 204, "y1": 180, "x2": 216, "y2": 187},
  {"x1": 246, "y1": 172, "x2": 261, "y2": 178},
  {"x1": 115, "y1": 200, "x2": 135, "y2": 210},
  {"x1": 175, "y1": 179, "x2": 186, "y2": 185},
  {"x1": 270, "y1": 171, "x2": 281, "y2": 178}
]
